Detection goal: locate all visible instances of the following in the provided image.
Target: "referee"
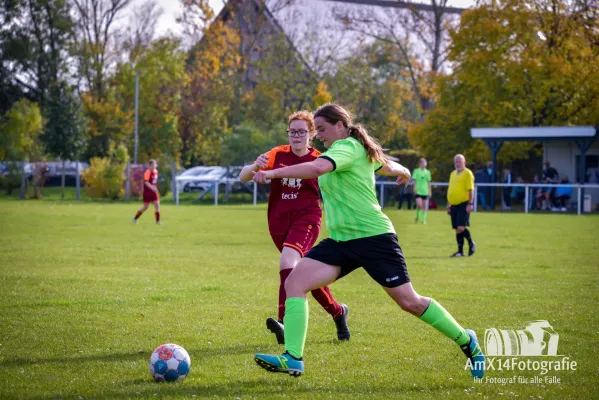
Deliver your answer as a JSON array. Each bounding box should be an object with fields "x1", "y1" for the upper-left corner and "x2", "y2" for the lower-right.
[{"x1": 447, "y1": 154, "x2": 476, "y2": 257}]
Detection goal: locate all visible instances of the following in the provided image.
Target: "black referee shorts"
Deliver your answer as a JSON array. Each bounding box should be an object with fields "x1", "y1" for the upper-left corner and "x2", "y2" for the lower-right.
[
  {"x1": 450, "y1": 201, "x2": 470, "y2": 229},
  {"x1": 304, "y1": 233, "x2": 410, "y2": 288}
]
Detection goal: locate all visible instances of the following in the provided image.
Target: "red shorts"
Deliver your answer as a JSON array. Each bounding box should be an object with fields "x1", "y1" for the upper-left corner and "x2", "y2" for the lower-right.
[
  {"x1": 143, "y1": 190, "x2": 159, "y2": 204},
  {"x1": 270, "y1": 221, "x2": 320, "y2": 257}
]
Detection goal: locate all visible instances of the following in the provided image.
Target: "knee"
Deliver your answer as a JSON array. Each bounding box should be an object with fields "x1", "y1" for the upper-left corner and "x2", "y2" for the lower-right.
[
  {"x1": 284, "y1": 274, "x2": 306, "y2": 296},
  {"x1": 398, "y1": 294, "x2": 427, "y2": 315},
  {"x1": 456, "y1": 227, "x2": 465, "y2": 234},
  {"x1": 279, "y1": 257, "x2": 295, "y2": 271}
]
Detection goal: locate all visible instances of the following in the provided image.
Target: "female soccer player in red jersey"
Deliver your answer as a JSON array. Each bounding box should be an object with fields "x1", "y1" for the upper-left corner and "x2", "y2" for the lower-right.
[
  {"x1": 133, "y1": 159, "x2": 161, "y2": 225},
  {"x1": 239, "y1": 111, "x2": 349, "y2": 345}
]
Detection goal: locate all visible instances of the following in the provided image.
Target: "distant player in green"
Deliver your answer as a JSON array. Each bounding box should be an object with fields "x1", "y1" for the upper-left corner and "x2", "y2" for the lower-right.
[
  {"x1": 412, "y1": 158, "x2": 432, "y2": 224},
  {"x1": 251, "y1": 103, "x2": 485, "y2": 379}
]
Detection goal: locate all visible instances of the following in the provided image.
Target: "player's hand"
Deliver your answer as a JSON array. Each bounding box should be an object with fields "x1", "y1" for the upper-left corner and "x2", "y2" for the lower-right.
[
  {"x1": 396, "y1": 167, "x2": 411, "y2": 187},
  {"x1": 466, "y1": 204, "x2": 473, "y2": 213},
  {"x1": 446, "y1": 204, "x2": 451, "y2": 215},
  {"x1": 153, "y1": 185, "x2": 159, "y2": 193},
  {"x1": 254, "y1": 154, "x2": 269, "y2": 170},
  {"x1": 252, "y1": 170, "x2": 273, "y2": 184}
]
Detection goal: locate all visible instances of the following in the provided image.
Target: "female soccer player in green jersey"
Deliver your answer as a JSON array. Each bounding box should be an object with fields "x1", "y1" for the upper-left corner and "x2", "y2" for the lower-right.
[
  {"x1": 252, "y1": 103, "x2": 485, "y2": 379},
  {"x1": 413, "y1": 158, "x2": 432, "y2": 224}
]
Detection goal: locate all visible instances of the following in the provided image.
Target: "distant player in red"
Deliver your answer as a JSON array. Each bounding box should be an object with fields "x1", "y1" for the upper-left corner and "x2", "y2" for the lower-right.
[
  {"x1": 239, "y1": 111, "x2": 349, "y2": 345},
  {"x1": 133, "y1": 159, "x2": 161, "y2": 225}
]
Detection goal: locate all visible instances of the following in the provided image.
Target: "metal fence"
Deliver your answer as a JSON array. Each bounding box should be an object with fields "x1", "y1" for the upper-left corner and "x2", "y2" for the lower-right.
[{"x1": 375, "y1": 181, "x2": 599, "y2": 215}]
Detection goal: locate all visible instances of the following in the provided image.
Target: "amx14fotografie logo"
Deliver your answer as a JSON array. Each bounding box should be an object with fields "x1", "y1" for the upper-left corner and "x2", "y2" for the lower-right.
[{"x1": 467, "y1": 321, "x2": 577, "y2": 385}]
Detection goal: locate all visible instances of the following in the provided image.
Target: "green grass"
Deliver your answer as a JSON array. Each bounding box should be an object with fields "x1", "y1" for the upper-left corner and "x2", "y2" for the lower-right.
[{"x1": 0, "y1": 199, "x2": 597, "y2": 399}]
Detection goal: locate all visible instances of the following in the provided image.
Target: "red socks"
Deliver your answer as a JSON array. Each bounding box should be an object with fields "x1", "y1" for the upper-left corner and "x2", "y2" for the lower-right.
[{"x1": 278, "y1": 269, "x2": 293, "y2": 321}]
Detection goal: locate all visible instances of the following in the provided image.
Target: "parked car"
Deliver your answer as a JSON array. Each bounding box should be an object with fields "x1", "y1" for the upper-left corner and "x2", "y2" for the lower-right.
[
  {"x1": 177, "y1": 166, "x2": 226, "y2": 192},
  {"x1": 176, "y1": 166, "x2": 253, "y2": 195}
]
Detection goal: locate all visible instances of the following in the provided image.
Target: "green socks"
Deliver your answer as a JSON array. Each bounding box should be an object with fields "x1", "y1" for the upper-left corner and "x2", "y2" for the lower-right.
[
  {"x1": 422, "y1": 211, "x2": 427, "y2": 223},
  {"x1": 284, "y1": 297, "x2": 309, "y2": 359},
  {"x1": 419, "y1": 299, "x2": 469, "y2": 346},
  {"x1": 416, "y1": 209, "x2": 421, "y2": 220}
]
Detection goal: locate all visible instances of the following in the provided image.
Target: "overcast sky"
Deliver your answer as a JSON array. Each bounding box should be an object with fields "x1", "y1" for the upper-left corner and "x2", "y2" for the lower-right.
[{"x1": 127, "y1": 0, "x2": 477, "y2": 37}]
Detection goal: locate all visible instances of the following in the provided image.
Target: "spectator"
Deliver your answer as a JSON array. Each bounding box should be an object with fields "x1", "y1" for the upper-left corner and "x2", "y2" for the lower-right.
[
  {"x1": 502, "y1": 167, "x2": 512, "y2": 210},
  {"x1": 534, "y1": 175, "x2": 546, "y2": 210},
  {"x1": 587, "y1": 166, "x2": 599, "y2": 184},
  {"x1": 397, "y1": 180, "x2": 414, "y2": 210},
  {"x1": 553, "y1": 176, "x2": 572, "y2": 211},
  {"x1": 542, "y1": 161, "x2": 559, "y2": 181},
  {"x1": 540, "y1": 176, "x2": 556, "y2": 210},
  {"x1": 510, "y1": 177, "x2": 525, "y2": 203},
  {"x1": 486, "y1": 161, "x2": 494, "y2": 180},
  {"x1": 486, "y1": 161, "x2": 497, "y2": 209},
  {"x1": 474, "y1": 164, "x2": 489, "y2": 211}
]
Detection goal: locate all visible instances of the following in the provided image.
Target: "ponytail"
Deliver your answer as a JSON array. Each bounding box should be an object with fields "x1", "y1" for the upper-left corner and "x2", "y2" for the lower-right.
[{"x1": 348, "y1": 124, "x2": 387, "y2": 165}]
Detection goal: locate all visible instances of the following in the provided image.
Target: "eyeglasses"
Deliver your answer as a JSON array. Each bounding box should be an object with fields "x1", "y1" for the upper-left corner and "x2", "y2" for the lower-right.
[{"x1": 287, "y1": 129, "x2": 309, "y2": 137}]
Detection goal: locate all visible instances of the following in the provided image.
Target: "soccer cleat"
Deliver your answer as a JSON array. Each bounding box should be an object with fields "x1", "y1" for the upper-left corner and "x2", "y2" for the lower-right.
[
  {"x1": 266, "y1": 317, "x2": 285, "y2": 345},
  {"x1": 132, "y1": 218, "x2": 138, "y2": 224},
  {"x1": 254, "y1": 352, "x2": 304, "y2": 377},
  {"x1": 468, "y1": 242, "x2": 476, "y2": 256},
  {"x1": 156, "y1": 221, "x2": 164, "y2": 225},
  {"x1": 450, "y1": 252, "x2": 465, "y2": 257},
  {"x1": 461, "y1": 329, "x2": 485, "y2": 379},
  {"x1": 334, "y1": 303, "x2": 350, "y2": 341}
]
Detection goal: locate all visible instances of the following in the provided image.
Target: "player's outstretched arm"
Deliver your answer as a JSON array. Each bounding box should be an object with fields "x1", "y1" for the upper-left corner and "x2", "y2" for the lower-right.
[
  {"x1": 376, "y1": 160, "x2": 411, "y2": 186},
  {"x1": 239, "y1": 164, "x2": 259, "y2": 182},
  {"x1": 239, "y1": 153, "x2": 270, "y2": 182},
  {"x1": 253, "y1": 158, "x2": 333, "y2": 183}
]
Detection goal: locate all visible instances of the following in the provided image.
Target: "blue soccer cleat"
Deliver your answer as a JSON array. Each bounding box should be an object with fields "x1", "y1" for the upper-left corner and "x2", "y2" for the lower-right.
[
  {"x1": 254, "y1": 352, "x2": 304, "y2": 377},
  {"x1": 461, "y1": 329, "x2": 485, "y2": 378}
]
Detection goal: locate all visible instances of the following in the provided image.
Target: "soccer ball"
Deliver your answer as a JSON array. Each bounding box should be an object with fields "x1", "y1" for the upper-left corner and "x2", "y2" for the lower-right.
[{"x1": 149, "y1": 343, "x2": 191, "y2": 382}]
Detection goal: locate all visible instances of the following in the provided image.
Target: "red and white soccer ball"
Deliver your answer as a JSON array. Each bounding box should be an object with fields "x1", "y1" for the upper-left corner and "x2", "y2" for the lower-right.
[{"x1": 149, "y1": 343, "x2": 191, "y2": 382}]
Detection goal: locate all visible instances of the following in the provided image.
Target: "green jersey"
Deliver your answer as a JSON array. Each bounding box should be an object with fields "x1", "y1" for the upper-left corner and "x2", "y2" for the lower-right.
[
  {"x1": 318, "y1": 137, "x2": 395, "y2": 241},
  {"x1": 412, "y1": 168, "x2": 431, "y2": 196}
]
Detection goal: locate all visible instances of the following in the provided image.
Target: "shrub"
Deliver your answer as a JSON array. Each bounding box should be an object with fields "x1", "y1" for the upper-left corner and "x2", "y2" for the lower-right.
[{"x1": 82, "y1": 157, "x2": 125, "y2": 199}]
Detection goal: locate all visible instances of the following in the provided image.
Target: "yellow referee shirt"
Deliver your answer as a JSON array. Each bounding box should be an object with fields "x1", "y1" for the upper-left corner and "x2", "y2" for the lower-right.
[{"x1": 447, "y1": 168, "x2": 474, "y2": 205}]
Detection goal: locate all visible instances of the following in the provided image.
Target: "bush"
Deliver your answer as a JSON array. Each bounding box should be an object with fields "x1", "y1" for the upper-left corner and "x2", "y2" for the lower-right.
[
  {"x1": 0, "y1": 163, "x2": 24, "y2": 195},
  {"x1": 82, "y1": 157, "x2": 125, "y2": 199}
]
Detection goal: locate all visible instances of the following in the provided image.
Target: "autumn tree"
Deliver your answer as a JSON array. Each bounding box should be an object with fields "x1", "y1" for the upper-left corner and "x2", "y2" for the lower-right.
[
  {"x1": 409, "y1": 0, "x2": 599, "y2": 176},
  {"x1": 177, "y1": 0, "x2": 245, "y2": 166},
  {"x1": 112, "y1": 37, "x2": 186, "y2": 163},
  {"x1": 71, "y1": 0, "x2": 133, "y2": 100},
  {"x1": 81, "y1": 91, "x2": 134, "y2": 159},
  {"x1": 330, "y1": 1, "x2": 464, "y2": 115},
  {"x1": 324, "y1": 41, "x2": 413, "y2": 149}
]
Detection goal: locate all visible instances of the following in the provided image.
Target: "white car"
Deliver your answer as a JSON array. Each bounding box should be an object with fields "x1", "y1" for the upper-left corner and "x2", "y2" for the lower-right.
[{"x1": 177, "y1": 166, "x2": 227, "y2": 192}]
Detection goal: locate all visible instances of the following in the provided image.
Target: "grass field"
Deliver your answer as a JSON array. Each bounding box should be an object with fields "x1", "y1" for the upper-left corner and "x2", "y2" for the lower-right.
[{"x1": 0, "y1": 199, "x2": 598, "y2": 399}]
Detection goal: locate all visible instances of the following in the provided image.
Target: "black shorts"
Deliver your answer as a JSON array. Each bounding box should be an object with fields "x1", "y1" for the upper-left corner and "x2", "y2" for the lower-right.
[
  {"x1": 450, "y1": 202, "x2": 470, "y2": 229},
  {"x1": 415, "y1": 195, "x2": 429, "y2": 200},
  {"x1": 304, "y1": 233, "x2": 410, "y2": 288}
]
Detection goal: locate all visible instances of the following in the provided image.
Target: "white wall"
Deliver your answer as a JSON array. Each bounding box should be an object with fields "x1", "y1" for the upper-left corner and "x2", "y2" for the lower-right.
[{"x1": 544, "y1": 140, "x2": 599, "y2": 182}]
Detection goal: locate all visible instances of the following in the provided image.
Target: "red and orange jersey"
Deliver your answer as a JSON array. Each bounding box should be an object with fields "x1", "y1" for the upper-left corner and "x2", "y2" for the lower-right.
[
  {"x1": 262, "y1": 145, "x2": 322, "y2": 235},
  {"x1": 143, "y1": 168, "x2": 158, "y2": 196}
]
